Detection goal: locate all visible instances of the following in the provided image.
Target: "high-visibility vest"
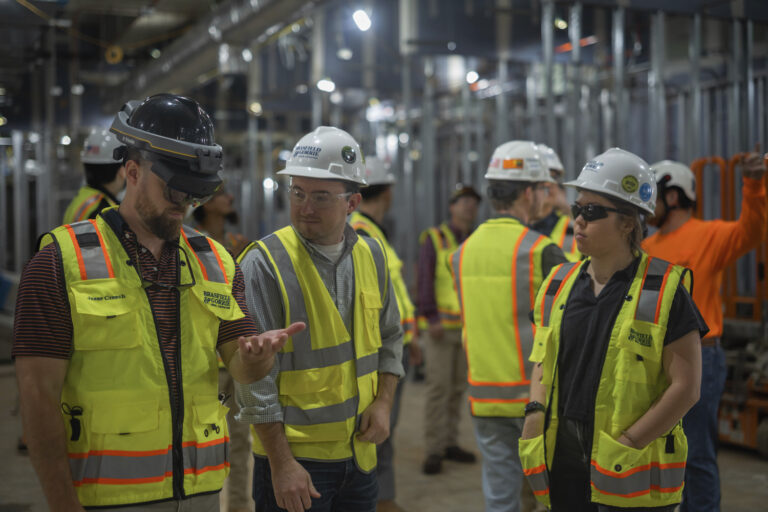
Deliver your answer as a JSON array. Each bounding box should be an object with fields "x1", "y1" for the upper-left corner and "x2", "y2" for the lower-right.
[
  {"x1": 235, "y1": 240, "x2": 257, "y2": 264},
  {"x1": 62, "y1": 185, "x2": 117, "y2": 224},
  {"x1": 350, "y1": 212, "x2": 416, "y2": 344},
  {"x1": 451, "y1": 218, "x2": 554, "y2": 417},
  {"x1": 39, "y1": 209, "x2": 244, "y2": 507},
  {"x1": 251, "y1": 226, "x2": 388, "y2": 473},
  {"x1": 548, "y1": 213, "x2": 581, "y2": 262},
  {"x1": 418, "y1": 223, "x2": 461, "y2": 330},
  {"x1": 519, "y1": 254, "x2": 692, "y2": 508}
]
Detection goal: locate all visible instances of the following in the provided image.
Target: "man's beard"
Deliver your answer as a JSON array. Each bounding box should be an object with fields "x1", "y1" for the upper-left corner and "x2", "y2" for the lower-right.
[{"x1": 136, "y1": 193, "x2": 184, "y2": 241}]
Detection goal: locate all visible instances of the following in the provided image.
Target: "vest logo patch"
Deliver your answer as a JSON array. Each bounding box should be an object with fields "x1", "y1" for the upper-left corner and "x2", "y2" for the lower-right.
[
  {"x1": 88, "y1": 294, "x2": 126, "y2": 302},
  {"x1": 203, "y1": 291, "x2": 231, "y2": 309},
  {"x1": 628, "y1": 328, "x2": 652, "y2": 347}
]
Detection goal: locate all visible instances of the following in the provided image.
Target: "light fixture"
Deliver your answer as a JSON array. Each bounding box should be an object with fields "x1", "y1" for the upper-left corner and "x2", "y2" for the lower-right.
[
  {"x1": 242, "y1": 48, "x2": 253, "y2": 62},
  {"x1": 0, "y1": 115, "x2": 7, "y2": 127},
  {"x1": 263, "y1": 177, "x2": 277, "y2": 190},
  {"x1": 60, "y1": 135, "x2": 71, "y2": 145},
  {"x1": 71, "y1": 84, "x2": 84, "y2": 95},
  {"x1": 29, "y1": 132, "x2": 40, "y2": 143},
  {"x1": 278, "y1": 150, "x2": 292, "y2": 161},
  {"x1": 352, "y1": 9, "x2": 371, "y2": 31},
  {"x1": 447, "y1": 41, "x2": 457, "y2": 51},
  {"x1": 330, "y1": 91, "x2": 343, "y2": 104},
  {"x1": 295, "y1": 84, "x2": 309, "y2": 94},
  {"x1": 398, "y1": 132, "x2": 409, "y2": 145},
  {"x1": 368, "y1": 97, "x2": 380, "y2": 107},
  {"x1": 248, "y1": 101, "x2": 263, "y2": 115},
  {"x1": 317, "y1": 79, "x2": 336, "y2": 92},
  {"x1": 555, "y1": 18, "x2": 568, "y2": 30},
  {"x1": 0, "y1": 87, "x2": 6, "y2": 96},
  {"x1": 150, "y1": 48, "x2": 161, "y2": 59},
  {"x1": 291, "y1": 23, "x2": 301, "y2": 33},
  {"x1": 476, "y1": 79, "x2": 490, "y2": 90},
  {"x1": 337, "y1": 47, "x2": 353, "y2": 60},
  {"x1": 465, "y1": 71, "x2": 479, "y2": 84}
]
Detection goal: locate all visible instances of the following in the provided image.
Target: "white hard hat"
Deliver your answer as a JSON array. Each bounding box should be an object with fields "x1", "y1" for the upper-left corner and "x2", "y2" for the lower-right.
[
  {"x1": 565, "y1": 148, "x2": 656, "y2": 215},
  {"x1": 485, "y1": 140, "x2": 554, "y2": 182},
  {"x1": 278, "y1": 126, "x2": 367, "y2": 185},
  {"x1": 537, "y1": 144, "x2": 564, "y2": 173},
  {"x1": 81, "y1": 128, "x2": 123, "y2": 165},
  {"x1": 651, "y1": 160, "x2": 696, "y2": 201},
  {"x1": 364, "y1": 156, "x2": 395, "y2": 185}
]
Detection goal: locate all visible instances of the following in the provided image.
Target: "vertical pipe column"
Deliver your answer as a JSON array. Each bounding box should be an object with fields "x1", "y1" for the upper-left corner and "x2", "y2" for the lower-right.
[
  {"x1": 612, "y1": 6, "x2": 625, "y2": 149},
  {"x1": 399, "y1": 0, "x2": 418, "y2": 279},
  {"x1": 649, "y1": 11, "x2": 666, "y2": 162},
  {"x1": 0, "y1": 141, "x2": 7, "y2": 270},
  {"x1": 13, "y1": 131, "x2": 28, "y2": 271},
  {"x1": 461, "y1": 81, "x2": 472, "y2": 185},
  {"x1": 690, "y1": 14, "x2": 702, "y2": 160},
  {"x1": 46, "y1": 24, "x2": 57, "y2": 224},
  {"x1": 729, "y1": 19, "x2": 742, "y2": 156},
  {"x1": 495, "y1": 0, "x2": 511, "y2": 147},
  {"x1": 244, "y1": 48, "x2": 261, "y2": 240},
  {"x1": 567, "y1": 3, "x2": 582, "y2": 178},
  {"x1": 542, "y1": 0, "x2": 555, "y2": 146},
  {"x1": 422, "y1": 57, "x2": 437, "y2": 230},
  {"x1": 746, "y1": 20, "x2": 756, "y2": 148},
  {"x1": 311, "y1": 8, "x2": 326, "y2": 128},
  {"x1": 526, "y1": 68, "x2": 540, "y2": 143},
  {"x1": 262, "y1": 114, "x2": 274, "y2": 233}
]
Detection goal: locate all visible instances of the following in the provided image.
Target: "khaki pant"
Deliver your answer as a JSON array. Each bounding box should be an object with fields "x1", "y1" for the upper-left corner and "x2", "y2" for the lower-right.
[
  {"x1": 98, "y1": 493, "x2": 219, "y2": 511},
  {"x1": 218, "y1": 369, "x2": 254, "y2": 511},
  {"x1": 423, "y1": 328, "x2": 468, "y2": 456}
]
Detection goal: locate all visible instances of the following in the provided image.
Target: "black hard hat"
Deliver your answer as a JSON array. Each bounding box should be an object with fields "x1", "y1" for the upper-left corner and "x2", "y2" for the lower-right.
[{"x1": 110, "y1": 94, "x2": 223, "y2": 200}]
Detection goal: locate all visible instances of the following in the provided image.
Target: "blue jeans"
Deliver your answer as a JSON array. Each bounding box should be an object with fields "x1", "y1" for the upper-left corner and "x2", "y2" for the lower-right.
[
  {"x1": 472, "y1": 416, "x2": 525, "y2": 512},
  {"x1": 252, "y1": 456, "x2": 378, "y2": 512},
  {"x1": 681, "y1": 343, "x2": 727, "y2": 512}
]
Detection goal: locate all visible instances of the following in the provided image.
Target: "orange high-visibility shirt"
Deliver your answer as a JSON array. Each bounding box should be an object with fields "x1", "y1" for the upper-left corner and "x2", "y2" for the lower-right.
[{"x1": 642, "y1": 177, "x2": 767, "y2": 338}]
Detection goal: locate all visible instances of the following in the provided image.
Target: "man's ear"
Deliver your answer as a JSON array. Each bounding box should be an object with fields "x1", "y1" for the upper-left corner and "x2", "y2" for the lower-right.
[
  {"x1": 347, "y1": 192, "x2": 362, "y2": 214},
  {"x1": 665, "y1": 188, "x2": 679, "y2": 208},
  {"x1": 124, "y1": 159, "x2": 141, "y2": 186}
]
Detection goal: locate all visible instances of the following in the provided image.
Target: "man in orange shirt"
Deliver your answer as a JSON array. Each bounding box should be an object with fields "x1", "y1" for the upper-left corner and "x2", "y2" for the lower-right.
[{"x1": 642, "y1": 154, "x2": 767, "y2": 512}]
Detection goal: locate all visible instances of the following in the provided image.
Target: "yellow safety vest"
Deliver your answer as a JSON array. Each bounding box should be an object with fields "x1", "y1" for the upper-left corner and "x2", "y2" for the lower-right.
[
  {"x1": 62, "y1": 185, "x2": 117, "y2": 224},
  {"x1": 451, "y1": 218, "x2": 554, "y2": 417},
  {"x1": 251, "y1": 226, "x2": 388, "y2": 473},
  {"x1": 40, "y1": 210, "x2": 243, "y2": 507},
  {"x1": 417, "y1": 223, "x2": 461, "y2": 330},
  {"x1": 236, "y1": 241, "x2": 258, "y2": 264},
  {"x1": 519, "y1": 253, "x2": 692, "y2": 508},
  {"x1": 548, "y1": 213, "x2": 581, "y2": 262},
  {"x1": 350, "y1": 212, "x2": 416, "y2": 345}
]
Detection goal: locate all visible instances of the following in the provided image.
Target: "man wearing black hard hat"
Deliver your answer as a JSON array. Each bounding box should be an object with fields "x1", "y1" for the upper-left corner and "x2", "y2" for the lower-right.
[
  {"x1": 416, "y1": 183, "x2": 481, "y2": 475},
  {"x1": 14, "y1": 93, "x2": 302, "y2": 511}
]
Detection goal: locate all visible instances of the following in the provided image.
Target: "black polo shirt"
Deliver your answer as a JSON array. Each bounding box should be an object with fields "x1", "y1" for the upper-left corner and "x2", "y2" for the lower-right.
[{"x1": 557, "y1": 257, "x2": 708, "y2": 422}]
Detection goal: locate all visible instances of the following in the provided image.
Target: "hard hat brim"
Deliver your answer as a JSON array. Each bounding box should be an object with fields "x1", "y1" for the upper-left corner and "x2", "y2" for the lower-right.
[{"x1": 278, "y1": 166, "x2": 368, "y2": 185}]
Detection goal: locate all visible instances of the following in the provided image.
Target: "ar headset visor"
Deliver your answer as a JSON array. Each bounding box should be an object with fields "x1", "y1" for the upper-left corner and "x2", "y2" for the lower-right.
[{"x1": 110, "y1": 100, "x2": 224, "y2": 206}]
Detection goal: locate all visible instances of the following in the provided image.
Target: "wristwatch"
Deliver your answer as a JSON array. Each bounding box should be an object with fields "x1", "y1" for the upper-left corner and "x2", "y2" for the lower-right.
[{"x1": 524, "y1": 400, "x2": 546, "y2": 416}]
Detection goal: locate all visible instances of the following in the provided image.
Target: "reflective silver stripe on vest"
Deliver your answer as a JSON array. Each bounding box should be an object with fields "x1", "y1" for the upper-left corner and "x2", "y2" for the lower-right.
[
  {"x1": 525, "y1": 465, "x2": 550, "y2": 495},
  {"x1": 451, "y1": 247, "x2": 464, "y2": 312},
  {"x1": 182, "y1": 226, "x2": 226, "y2": 284},
  {"x1": 356, "y1": 352, "x2": 378, "y2": 377},
  {"x1": 259, "y1": 233, "x2": 312, "y2": 361},
  {"x1": 182, "y1": 440, "x2": 228, "y2": 472},
  {"x1": 514, "y1": 229, "x2": 543, "y2": 381},
  {"x1": 590, "y1": 462, "x2": 685, "y2": 497},
  {"x1": 70, "y1": 221, "x2": 110, "y2": 280},
  {"x1": 69, "y1": 450, "x2": 173, "y2": 483},
  {"x1": 283, "y1": 396, "x2": 359, "y2": 425},
  {"x1": 279, "y1": 341, "x2": 355, "y2": 371},
  {"x1": 73, "y1": 193, "x2": 103, "y2": 222},
  {"x1": 469, "y1": 384, "x2": 527, "y2": 400},
  {"x1": 635, "y1": 258, "x2": 671, "y2": 324},
  {"x1": 541, "y1": 263, "x2": 577, "y2": 327}
]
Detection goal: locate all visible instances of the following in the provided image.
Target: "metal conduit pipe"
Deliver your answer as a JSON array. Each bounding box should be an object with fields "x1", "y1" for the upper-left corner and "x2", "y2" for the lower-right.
[{"x1": 104, "y1": 0, "x2": 326, "y2": 113}]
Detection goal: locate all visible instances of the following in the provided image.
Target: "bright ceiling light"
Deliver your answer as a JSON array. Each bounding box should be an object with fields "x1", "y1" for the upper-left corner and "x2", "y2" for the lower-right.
[
  {"x1": 330, "y1": 91, "x2": 343, "y2": 104},
  {"x1": 242, "y1": 48, "x2": 253, "y2": 62},
  {"x1": 317, "y1": 79, "x2": 336, "y2": 92},
  {"x1": 465, "y1": 70, "x2": 479, "y2": 84},
  {"x1": 555, "y1": 18, "x2": 568, "y2": 30},
  {"x1": 60, "y1": 135, "x2": 71, "y2": 145},
  {"x1": 248, "y1": 101, "x2": 263, "y2": 115},
  {"x1": 337, "y1": 47, "x2": 353, "y2": 60},
  {"x1": 150, "y1": 48, "x2": 161, "y2": 59},
  {"x1": 353, "y1": 10, "x2": 371, "y2": 31},
  {"x1": 0, "y1": 116, "x2": 7, "y2": 127}
]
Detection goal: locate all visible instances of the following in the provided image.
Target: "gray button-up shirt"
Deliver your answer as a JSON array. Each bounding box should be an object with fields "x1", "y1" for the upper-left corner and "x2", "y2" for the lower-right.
[{"x1": 236, "y1": 223, "x2": 405, "y2": 424}]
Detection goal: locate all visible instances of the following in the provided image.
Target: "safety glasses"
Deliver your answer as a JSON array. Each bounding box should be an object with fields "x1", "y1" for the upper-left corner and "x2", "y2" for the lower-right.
[
  {"x1": 571, "y1": 203, "x2": 627, "y2": 222},
  {"x1": 288, "y1": 186, "x2": 352, "y2": 210}
]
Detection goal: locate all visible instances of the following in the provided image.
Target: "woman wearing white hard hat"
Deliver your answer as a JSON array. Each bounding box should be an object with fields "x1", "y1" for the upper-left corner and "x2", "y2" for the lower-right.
[{"x1": 520, "y1": 148, "x2": 706, "y2": 512}]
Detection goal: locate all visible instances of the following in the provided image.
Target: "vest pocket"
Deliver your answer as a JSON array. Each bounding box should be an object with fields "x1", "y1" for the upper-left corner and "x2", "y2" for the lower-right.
[
  {"x1": 70, "y1": 280, "x2": 142, "y2": 350},
  {"x1": 192, "y1": 399, "x2": 229, "y2": 442},
  {"x1": 90, "y1": 398, "x2": 160, "y2": 434},
  {"x1": 591, "y1": 430, "x2": 650, "y2": 500},
  {"x1": 360, "y1": 290, "x2": 383, "y2": 353},
  {"x1": 519, "y1": 434, "x2": 550, "y2": 503}
]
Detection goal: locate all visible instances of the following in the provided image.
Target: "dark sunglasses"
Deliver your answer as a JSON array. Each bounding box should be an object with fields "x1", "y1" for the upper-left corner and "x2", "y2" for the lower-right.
[{"x1": 571, "y1": 203, "x2": 627, "y2": 222}]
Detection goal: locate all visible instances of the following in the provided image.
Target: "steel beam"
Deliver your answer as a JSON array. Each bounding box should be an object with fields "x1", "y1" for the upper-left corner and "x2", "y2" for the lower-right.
[
  {"x1": 690, "y1": 13, "x2": 702, "y2": 160},
  {"x1": 542, "y1": 0, "x2": 555, "y2": 147},
  {"x1": 612, "y1": 6, "x2": 625, "y2": 149}
]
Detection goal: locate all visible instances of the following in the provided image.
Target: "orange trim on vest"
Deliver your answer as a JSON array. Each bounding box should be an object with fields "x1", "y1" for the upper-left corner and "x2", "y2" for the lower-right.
[{"x1": 75, "y1": 194, "x2": 103, "y2": 221}]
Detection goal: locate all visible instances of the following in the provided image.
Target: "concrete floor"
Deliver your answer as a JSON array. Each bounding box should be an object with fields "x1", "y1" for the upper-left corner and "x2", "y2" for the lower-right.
[{"x1": 2, "y1": 363, "x2": 768, "y2": 512}]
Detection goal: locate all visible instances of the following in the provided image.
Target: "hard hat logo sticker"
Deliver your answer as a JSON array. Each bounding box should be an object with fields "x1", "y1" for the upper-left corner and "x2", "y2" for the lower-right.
[
  {"x1": 293, "y1": 145, "x2": 322, "y2": 160},
  {"x1": 583, "y1": 160, "x2": 603, "y2": 172},
  {"x1": 639, "y1": 183, "x2": 653, "y2": 202},
  {"x1": 502, "y1": 159, "x2": 524, "y2": 170},
  {"x1": 341, "y1": 146, "x2": 357, "y2": 164},
  {"x1": 621, "y1": 175, "x2": 639, "y2": 193}
]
